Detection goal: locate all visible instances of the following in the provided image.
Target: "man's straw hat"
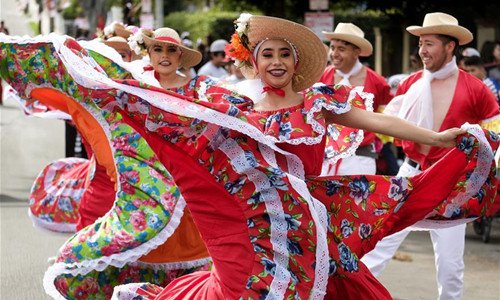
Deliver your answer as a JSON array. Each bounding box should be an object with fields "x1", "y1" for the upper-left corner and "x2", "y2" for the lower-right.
[
  {"x1": 406, "y1": 12, "x2": 473, "y2": 45},
  {"x1": 242, "y1": 15, "x2": 327, "y2": 92},
  {"x1": 143, "y1": 28, "x2": 202, "y2": 68},
  {"x1": 322, "y1": 23, "x2": 373, "y2": 57}
]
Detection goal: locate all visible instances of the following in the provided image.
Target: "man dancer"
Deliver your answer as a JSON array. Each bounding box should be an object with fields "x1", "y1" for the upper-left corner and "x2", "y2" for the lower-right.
[
  {"x1": 362, "y1": 12, "x2": 499, "y2": 300},
  {"x1": 321, "y1": 23, "x2": 393, "y2": 175}
]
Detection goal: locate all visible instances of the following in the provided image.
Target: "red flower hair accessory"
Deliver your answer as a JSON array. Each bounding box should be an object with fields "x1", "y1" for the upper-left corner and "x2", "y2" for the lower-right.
[{"x1": 224, "y1": 13, "x2": 253, "y2": 67}]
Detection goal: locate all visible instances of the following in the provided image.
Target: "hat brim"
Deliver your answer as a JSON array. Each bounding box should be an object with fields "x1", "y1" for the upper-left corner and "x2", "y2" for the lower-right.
[
  {"x1": 143, "y1": 35, "x2": 202, "y2": 68},
  {"x1": 406, "y1": 25, "x2": 473, "y2": 45},
  {"x1": 104, "y1": 41, "x2": 132, "y2": 52},
  {"x1": 114, "y1": 26, "x2": 133, "y2": 39},
  {"x1": 322, "y1": 32, "x2": 373, "y2": 56},
  {"x1": 242, "y1": 15, "x2": 327, "y2": 92}
]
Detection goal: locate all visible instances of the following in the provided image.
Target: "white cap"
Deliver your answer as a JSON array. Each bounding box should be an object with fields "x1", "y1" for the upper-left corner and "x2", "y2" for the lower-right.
[
  {"x1": 210, "y1": 39, "x2": 228, "y2": 52},
  {"x1": 462, "y1": 47, "x2": 480, "y2": 57}
]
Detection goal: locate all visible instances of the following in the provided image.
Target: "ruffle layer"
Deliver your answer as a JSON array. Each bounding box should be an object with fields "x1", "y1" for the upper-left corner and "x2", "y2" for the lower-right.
[{"x1": 28, "y1": 157, "x2": 89, "y2": 233}]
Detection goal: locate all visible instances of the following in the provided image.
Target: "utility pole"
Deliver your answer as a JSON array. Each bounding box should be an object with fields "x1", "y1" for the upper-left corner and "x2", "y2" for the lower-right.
[{"x1": 154, "y1": 0, "x2": 163, "y2": 28}]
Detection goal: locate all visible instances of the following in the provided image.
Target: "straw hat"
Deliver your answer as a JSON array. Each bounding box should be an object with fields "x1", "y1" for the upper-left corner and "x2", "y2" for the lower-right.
[
  {"x1": 406, "y1": 12, "x2": 473, "y2": 45},
  {"x1": 114, "y1": 23, "x2": 133, "y2": 39},
  {"x1": 143, "y1": 28, "x2": 202, "y2": 68},
  {"x1": 322, "y1": 23, "x2": 373, "y2": 57},
  {"x1": 235, "y1": 15, "x2": 327, "y2": 92},
  {"x1": 104, "y1": 36, "x2": 132, "y2": 53}
]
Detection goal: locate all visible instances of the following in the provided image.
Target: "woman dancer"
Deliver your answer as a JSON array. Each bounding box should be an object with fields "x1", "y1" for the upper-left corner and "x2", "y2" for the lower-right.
[{"x1": 9, "y1": 27, "x2": 216, "y2": 299}]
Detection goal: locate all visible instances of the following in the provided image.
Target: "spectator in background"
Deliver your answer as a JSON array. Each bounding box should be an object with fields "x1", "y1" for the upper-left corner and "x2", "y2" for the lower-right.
[
  {"x1": 0, "y1": 20, "x2": 9, "y2": 35},
  {"x1": 463, "y1": 55, "x2": 500, "y2": 103},
  {"x1": 462, "y1": 47, "x2": 481, "y2": 57},
  {"x1": 457, "y1": 47, "x2": 481, "y2": 69},
  {"x1": 224, "y1": 59, "x2": 245, "y2": 84},
  {"x1": 179, "y1": 37, "x2": 197, "y2": 79},
  {"x1": 409, "y1": 47, "x2": 423, "y2": 73},
  {"x1": 197, "y1": 39, "x2": 229, "y2": 79},
  {"x1": 481, "y1": 40, "x2": 500, "y2": 82},
  {"x1": 194, "y1": 39, "x2": 208, "y2": 72}
]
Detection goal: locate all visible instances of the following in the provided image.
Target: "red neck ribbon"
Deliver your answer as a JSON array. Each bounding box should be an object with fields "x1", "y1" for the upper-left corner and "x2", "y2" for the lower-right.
[
  {"x1": 143, "y1": 65, "x2": 160, "y2": 81},
  {"x1": 262, "y1": 85, "x2": 286, "y2": 97}
]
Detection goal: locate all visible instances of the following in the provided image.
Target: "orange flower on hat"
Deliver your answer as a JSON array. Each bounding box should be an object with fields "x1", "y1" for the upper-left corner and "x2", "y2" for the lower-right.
[{"x1": 225, "y1": 33, "x2": 251, "y2": 66}]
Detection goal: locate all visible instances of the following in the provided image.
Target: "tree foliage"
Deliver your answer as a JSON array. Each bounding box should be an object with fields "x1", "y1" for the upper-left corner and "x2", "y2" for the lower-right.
[{"x1": 164, "y1": 10, "x2": 243, "y2": 44}]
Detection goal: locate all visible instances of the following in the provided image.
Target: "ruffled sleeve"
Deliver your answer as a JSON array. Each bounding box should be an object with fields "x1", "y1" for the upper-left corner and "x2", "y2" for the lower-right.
[{"x1": 305, "y1": 84, "x2": 374, "y2": 165}]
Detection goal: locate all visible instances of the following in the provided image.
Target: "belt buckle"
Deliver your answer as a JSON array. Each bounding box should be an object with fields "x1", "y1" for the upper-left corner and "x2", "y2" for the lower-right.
[{"x1": 405, "y1": 157, "x2": 420, "y2": 170}]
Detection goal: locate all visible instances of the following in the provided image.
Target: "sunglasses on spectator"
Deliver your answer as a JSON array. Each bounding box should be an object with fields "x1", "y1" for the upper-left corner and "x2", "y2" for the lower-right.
[{"x1": 213, "y1": 51, "x2": 226, "y2": 57}]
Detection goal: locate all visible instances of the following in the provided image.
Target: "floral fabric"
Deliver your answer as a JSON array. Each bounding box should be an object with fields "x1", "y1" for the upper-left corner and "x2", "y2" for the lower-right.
[
  {"x1": 29, "y1": 157, "x2": 89, "y2": 233},
  {"x1": 0, "y1": 38, "x2": 212, "y2": 299}
]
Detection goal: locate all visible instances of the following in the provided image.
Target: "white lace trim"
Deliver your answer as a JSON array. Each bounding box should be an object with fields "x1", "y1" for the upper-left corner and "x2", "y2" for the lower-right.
[
  {"x1": 282, "y1": 151, "x2": 329, "y2": 299},
  {"x1": 132, "y1": 257, "x2": 212, "y2": 271},
  {"x1": 426, "y1": 124, "x2": 493, "y2": 217},
  {"x1": 481, "y1": 114, "x2": 500, "y2": 125},
  {"x1": 414, "y1": 124, "x2": 494, "y2": 229},
  {"x1": 6, "y1": 85, "x2": 72, "y2": 119},
  {"x1": 219, "y1": 139, "x2": 291, "y2": 298},
  {"x1": 36, "y1": 81, "x2": 189, "y2": 298},
  {"x1": 321, "y1": 87, "x2": 374, "y2": 173},
  {"x1": 255, "y1": 144, "x2": 292, "y2": 298},
  {"x1": 411, "y1": 217, "x2": 476, "y2": 230},
  {"x1": 43, "y1": 198, "x2": 186, "y2": 299},
  {"x1": 15, "y1": 34, "x2": 359, "y2": 149}
]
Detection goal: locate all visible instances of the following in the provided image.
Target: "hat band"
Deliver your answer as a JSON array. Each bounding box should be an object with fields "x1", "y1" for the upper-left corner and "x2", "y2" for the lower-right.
[{"x1": 156, "y1": 37, "x2": 180, "y2": 44}]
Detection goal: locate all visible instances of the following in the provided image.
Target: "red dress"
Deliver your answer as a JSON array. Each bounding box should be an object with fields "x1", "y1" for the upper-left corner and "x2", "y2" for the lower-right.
[{"x1": 106, "y1": 82, "x2": 496, "y2": 299}]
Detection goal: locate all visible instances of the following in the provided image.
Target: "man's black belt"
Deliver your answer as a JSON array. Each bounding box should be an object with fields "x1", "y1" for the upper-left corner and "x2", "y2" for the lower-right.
[
  {"x1": 355, "y1": 145, "x2": 377, "y2": 159},
  {"x1": 404, "y1": 157, "x2": 421, "y2": 170}
]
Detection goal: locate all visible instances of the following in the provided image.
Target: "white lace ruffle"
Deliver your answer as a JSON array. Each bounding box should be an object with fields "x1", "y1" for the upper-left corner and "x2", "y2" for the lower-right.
[
  {"x1": 43, "y1": 198, "x2": 187, "y2": 299},
  {"x1": 413, "y1": 124, "x2": 494, "y2": 229}
]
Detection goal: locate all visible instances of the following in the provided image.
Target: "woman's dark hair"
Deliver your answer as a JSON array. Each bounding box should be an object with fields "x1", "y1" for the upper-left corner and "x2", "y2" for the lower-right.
[
  {"x1": 463, "y1": 55, "x2": 484, "y2": 67},
  {"x1": 480, "y1": 41, "x2": 500, "y2": 64}
]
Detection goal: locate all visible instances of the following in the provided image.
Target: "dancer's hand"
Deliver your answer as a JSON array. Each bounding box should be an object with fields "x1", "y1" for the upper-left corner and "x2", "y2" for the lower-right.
[{"x1": 433, "y1": 127, "x2": 466, "y2": 147}]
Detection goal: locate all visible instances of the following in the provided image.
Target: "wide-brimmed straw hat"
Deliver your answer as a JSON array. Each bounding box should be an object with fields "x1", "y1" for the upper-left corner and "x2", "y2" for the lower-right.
[
  {"x1": 406, "y1": 12, "x2": 473, "y2": 45},
  {"x1": 143, "y1": 28, "x2": 202, "y2": 68},
  {"x1": 104, "y1": 36, "x2": 132, "y2": 52},
  {"x1": 322, "y1": 23, "x2": 373, "y2": 57},
  {"x1": 236, "y1": 15, "x2": 327, "y2": 92},
  {"x1": 114, "y1": 23, "x2": 133, "y2": 39}
]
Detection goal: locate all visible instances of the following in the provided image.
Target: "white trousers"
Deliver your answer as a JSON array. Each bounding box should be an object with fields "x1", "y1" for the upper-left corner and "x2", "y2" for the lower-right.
[
  {"x1": 361, "y1": 161, "x2": 465, "y2": 300},
  {"x1": 322, "y1": 154, "x2": 377, "y2": 176}
]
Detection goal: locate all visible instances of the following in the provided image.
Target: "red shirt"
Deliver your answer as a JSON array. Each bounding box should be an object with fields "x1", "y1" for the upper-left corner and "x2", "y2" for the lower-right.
[
  {"x1": 320, "y1": 65, "x2": 393, "y2": 146},
  {"x1": 395, "y1": 69, "x2": 500, "y2": 169}
]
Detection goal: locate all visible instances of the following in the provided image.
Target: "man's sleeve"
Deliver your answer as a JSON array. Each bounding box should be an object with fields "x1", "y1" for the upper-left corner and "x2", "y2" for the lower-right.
[{"x1": 478, "y1": 83, "x2": 500, "y2": 132}]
